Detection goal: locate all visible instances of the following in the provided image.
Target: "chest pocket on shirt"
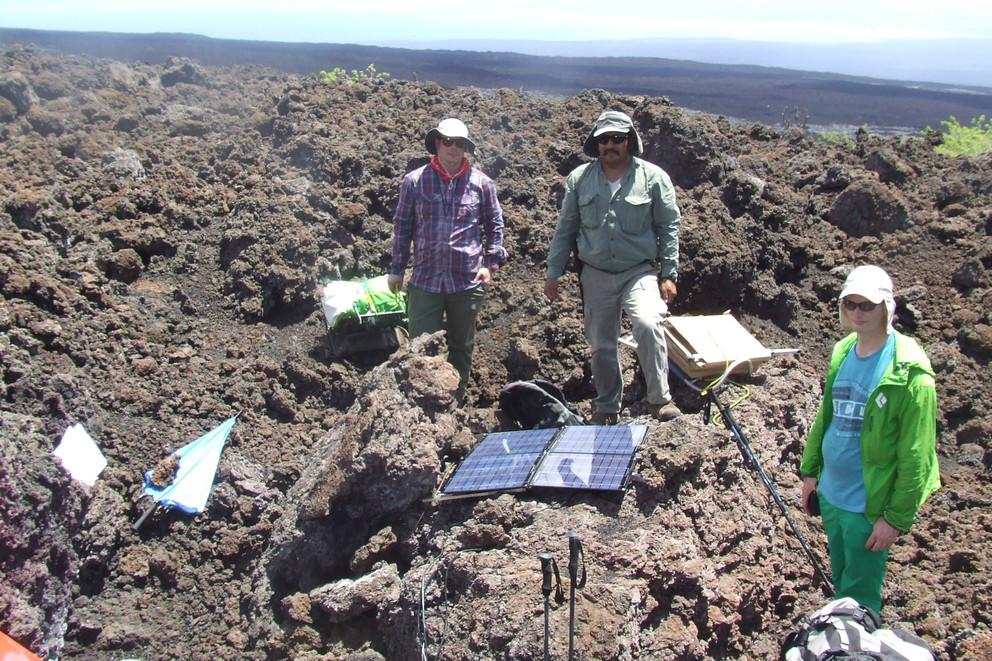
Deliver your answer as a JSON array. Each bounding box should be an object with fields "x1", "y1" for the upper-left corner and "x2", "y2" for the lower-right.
[
  {"x1": 458, "y1": 191, "x2": 481, "y2": 215},
  {"x1": 861, "y1": 395, "x2": 898, "y2": 465},
  {"x1": 618, "y1": 194, "x2": 652, "y2": 234},
  {"x1": 578, "y1": 190, "x2": 603, "y2": 229},
  {"x1": 416, "y1": 188, "x2": 440, "y2": 217}
]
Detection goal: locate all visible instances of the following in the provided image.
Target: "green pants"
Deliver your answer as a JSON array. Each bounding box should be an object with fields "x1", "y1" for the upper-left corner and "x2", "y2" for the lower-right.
[
  {"x1": 819, "y1": 494, "x2": 889, "y2": 614},
  {"x1": 407, "y1": 284, "x2": 486, "y2": 397}
]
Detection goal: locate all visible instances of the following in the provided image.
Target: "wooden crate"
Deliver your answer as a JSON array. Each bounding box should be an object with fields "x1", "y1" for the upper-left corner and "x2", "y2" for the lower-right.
[{"x1": 662, "y1": 314, "x2": 772, "y2": 379}]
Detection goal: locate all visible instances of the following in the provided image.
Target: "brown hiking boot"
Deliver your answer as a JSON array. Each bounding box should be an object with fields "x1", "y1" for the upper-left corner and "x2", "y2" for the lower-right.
[
  {"x1": 589, "y1": 411, "x2": 619, "y2": 425},
  {"x1": 651, "y1": 401, "x2": 682, "y2": 422}
]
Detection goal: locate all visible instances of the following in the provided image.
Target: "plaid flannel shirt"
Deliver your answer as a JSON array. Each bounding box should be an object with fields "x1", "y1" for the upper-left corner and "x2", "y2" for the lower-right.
[{"x1": 390, "y1": 159, "x2": 507, "y2": 293}]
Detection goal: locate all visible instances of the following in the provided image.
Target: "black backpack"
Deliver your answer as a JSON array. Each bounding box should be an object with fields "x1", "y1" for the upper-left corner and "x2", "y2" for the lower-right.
[
  {"x1": 498, "y1": 379, "x2": 584, "y2": 429},
  {"x1": 781, "y1": 598, "x2": 935, "y2": 661}
]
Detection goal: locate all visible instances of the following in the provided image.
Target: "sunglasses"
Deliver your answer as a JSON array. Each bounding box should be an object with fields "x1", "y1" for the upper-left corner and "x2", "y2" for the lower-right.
[
  {"x1": 842, "y1": 298, "x2": 879, "y2": 312},
  {"x1": 439, "y1": 137, "x2": 467, "y2": 149},
  {"x1": 597, "y1": 133, "x2": 629, "y2": 145}
]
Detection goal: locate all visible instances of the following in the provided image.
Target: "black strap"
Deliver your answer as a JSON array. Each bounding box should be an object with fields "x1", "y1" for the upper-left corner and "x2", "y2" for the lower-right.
[{"x1": 550, "y1": 557, "x2": 565, "y2": 604}]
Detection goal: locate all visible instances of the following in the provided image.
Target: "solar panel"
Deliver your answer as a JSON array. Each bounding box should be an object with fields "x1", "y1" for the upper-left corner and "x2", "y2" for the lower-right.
[
  {"x1": 441, "y1": 428, "x2": 558, "y2": 494},
  {"x1": 530, "y1": 425, "x2": 647, "y2": 491},
  {"x1": 440, "y1": 425, "x2": 646, "y2": 497}
]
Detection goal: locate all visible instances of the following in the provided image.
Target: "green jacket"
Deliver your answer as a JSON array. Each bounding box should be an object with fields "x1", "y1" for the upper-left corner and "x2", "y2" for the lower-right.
[
  {"x1": 800, "y1": 331, "x2": 941, "y2": 531},
  {"x1": 546, "y1": 157, "x2": 680, "y2": 279}
]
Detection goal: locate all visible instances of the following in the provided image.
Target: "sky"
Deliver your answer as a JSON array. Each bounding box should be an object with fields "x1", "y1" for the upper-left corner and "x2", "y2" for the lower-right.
[{"x1": 5, "y1": 0, "x2": 992, "y2": 45}]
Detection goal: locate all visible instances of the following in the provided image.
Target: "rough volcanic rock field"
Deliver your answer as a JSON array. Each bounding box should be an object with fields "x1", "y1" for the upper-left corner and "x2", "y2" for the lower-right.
[{"x1": 1, "y1": 44, "x2": 991, "y2": 660}]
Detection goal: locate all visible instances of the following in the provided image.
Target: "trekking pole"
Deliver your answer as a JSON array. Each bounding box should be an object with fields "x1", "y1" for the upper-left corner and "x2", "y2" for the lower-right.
[
  {"x1": 567, "y1": 531, "x2": 586, "y2": 661},
  {"x1": 539, "y1": 553, "x2": 555, "y2": 661},
  {"x1": 706, "y1": 388, "x2": 834, "y2": 596}
]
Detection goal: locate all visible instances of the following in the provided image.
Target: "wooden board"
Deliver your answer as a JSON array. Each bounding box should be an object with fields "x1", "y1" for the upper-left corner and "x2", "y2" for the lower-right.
[{"x1": 662, "y1": 314, "x2": 772, "y2": 379}]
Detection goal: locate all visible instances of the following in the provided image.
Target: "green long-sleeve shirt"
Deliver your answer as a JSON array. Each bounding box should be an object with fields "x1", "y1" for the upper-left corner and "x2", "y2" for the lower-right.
[{"x1": 546, "y1": 157, "x2": 681, "y2": 279}]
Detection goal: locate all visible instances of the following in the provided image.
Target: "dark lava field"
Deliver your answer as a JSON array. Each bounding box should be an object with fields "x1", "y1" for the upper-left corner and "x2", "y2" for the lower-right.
[{"x1": 1, "y1": 44, "x2": 991, "y2": 659}]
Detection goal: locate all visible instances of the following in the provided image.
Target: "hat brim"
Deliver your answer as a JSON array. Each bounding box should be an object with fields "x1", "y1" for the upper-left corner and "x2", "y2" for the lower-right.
[
  {"x1": 839, "y1": 283, "x2": 886, "y2": 304},
  {"x1": 582, "y1": 128, "x2": 643, "y2": 158},
  {"x1": 425, "y1": 128, "x2": 476, "y2": 155}
]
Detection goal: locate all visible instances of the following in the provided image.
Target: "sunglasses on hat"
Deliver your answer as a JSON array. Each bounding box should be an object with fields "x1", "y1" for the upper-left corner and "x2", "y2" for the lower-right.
[{"x1": 842, "y1": 298, "x2": 879, "y2": 312}]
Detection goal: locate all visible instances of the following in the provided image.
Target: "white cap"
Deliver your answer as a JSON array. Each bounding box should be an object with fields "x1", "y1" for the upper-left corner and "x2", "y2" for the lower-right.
[{"x1": 839, "y1": 265, "x2": 896, "y2": 334}]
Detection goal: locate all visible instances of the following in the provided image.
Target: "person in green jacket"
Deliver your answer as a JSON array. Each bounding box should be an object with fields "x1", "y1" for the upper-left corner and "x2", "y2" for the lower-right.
[
  {"x1": 800, "y1": 265, "x2": 940, "y2": 614},
  {"x1": 544, "y1": 110, "x2": 682, "y2": 425}
]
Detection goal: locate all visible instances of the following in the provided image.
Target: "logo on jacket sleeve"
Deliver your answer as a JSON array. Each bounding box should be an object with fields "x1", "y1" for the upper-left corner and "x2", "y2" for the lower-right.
[{"x1": 875, "y1": 393, "x2": 887, "y2": 408}]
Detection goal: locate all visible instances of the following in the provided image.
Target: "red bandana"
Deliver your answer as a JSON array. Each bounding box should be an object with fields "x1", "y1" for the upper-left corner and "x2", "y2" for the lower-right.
[{"x1": 431, "y1": 156, "x2": 471, "y2": 182}]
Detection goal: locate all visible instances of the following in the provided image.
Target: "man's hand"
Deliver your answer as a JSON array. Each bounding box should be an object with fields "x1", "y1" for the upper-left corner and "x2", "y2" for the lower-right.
[
  {"x1": 801, "y1": 476, "x2": 818, "y2": 515},
  {"x1": 387, "y1": 274, "x2": 404, "y2": 294},
  {"x1": 544, "y1": 277, "x2": 561, "y2": 301},
  {"x1": 660, "y1": 277, "x2": 677, "y2": 305},
  {"x1": 472, "y1": 267, "x2": 492, "y2": 285},
  {"x1": 865, "y1": 517, "x2": 900, "y2": 552}
]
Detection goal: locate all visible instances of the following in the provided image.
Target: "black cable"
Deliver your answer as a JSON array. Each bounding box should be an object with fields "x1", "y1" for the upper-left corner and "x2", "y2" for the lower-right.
[{"x1": 418, "y1": 547, "x2": 483, "y2": 661}]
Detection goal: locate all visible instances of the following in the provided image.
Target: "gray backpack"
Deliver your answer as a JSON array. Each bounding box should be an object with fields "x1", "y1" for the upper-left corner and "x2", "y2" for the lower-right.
[{"x1": 781, "y1": 598, "x2": 935, "y2": 661}]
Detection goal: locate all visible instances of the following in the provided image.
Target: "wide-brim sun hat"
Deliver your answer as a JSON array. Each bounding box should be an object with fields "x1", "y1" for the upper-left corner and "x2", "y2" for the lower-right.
[
  {"x1": 838, "y1": 264, "x2": 896, "y2": 334},
  {"x1": 582, "y1": 110, "x2": 644, "y2": 157},
  {"x1": 424, "y1": 117, "x2": 477, "y2": 155}
]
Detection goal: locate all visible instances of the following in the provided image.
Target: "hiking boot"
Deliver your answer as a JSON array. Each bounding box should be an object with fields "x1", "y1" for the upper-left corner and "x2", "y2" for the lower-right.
[
  {"x1": 651, "y1": 401, "x2": 682, "y2": 422},
  {"x1": 589, "y1": 411, "x2": 619, "y2": 425}
]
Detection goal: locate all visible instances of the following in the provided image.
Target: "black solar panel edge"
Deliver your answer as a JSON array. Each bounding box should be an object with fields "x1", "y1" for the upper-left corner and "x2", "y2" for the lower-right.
[{"x1": 521, "y1": 426, "x2": 566, "y2": 488}]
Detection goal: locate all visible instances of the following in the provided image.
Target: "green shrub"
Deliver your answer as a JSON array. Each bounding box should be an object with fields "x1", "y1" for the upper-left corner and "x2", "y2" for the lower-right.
[
  {"x1": 931, "y1": 114, "x2": 992, "y2": 156},
  {"x1": 817, "y1": 131, "x2": 855, "y2": 148},
  {"x1": 319, "y1": 64, "x2": 391, "y2": 85}
]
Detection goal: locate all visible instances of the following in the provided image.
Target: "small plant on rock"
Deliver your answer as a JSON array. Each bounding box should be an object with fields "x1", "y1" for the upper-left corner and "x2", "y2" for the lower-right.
[
  {"x1": 319, "y1": 64, "x2": 391, "y2": 85},
  {"x1": 929, "y1": 114, "x2": 992, "y2": 156},
  {"x1": 817, "y1": 131, "x2": 855, "y2": 148}
]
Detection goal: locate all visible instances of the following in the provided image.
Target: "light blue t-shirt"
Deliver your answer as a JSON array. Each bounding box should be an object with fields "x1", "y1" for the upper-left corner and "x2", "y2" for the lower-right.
[{"x1": 819, "y1": 334, "x2": 896, "y2": 513}]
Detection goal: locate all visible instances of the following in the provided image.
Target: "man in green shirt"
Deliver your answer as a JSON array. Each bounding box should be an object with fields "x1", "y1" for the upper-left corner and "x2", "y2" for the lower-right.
[{"x1": 544, "y1": 110, "x2": 682, "y2": 424}]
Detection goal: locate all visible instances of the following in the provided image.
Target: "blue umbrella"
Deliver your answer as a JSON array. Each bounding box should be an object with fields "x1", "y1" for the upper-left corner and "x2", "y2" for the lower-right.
[{"x1": 134, "y1": 414, "x2": 238, "y2": 530}]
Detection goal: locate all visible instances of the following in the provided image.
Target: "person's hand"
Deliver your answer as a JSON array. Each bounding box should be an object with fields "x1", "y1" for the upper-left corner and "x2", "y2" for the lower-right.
[
  {"x1": 660, "y1": 277, "x2": 678, "y2": 305},
  {"x1": 387, "y1": 274, "x2": 404, "y2": 294},
  {"x1": 544, "y1": 277, "x2": 561, "y2": 301},
  {"x1": 473, "y1": 267, "x2": 492, "y2": 285},
  {"x1": 865, "y1": 517, "x2": 900, "y2": 552},
  {"x1": 801, "y1": 476, "x2": 818, "y2": 515}
]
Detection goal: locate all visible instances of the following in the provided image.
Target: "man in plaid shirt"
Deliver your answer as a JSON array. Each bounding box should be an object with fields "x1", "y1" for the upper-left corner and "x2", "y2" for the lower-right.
[{"x1": 388, "y1": 118, "x2": 508, "y2": 402}]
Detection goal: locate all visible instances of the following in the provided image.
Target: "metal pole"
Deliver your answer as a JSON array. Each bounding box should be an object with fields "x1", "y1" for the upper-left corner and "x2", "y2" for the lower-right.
[
  {"x1": 666, "y1": 361, "x2": 833, "y2": 596},
  {"x1": 540, "y1": 553, "x2": 554, "y2": 661},
  {"x1": 708, "y1": 389, "x2": 834, "y2": 595},
  {"x1": 567, "y1": 532, "x2": 581, "y2": 661}
]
